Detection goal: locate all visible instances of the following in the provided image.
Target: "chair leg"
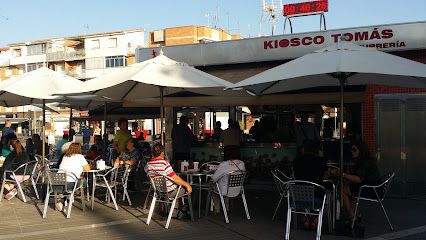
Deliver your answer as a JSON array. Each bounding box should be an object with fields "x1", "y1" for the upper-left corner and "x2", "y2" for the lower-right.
[
  {"x1": 0, "y1": 177, "x2": 6, "y2": 202},
  {"x1": 42, "y1": 186, "x2": 50, "y2": 218},
  {"x1": 80, "y1": 185, "x2": 86, "y2": 212},
  {"x1": 272, "y1": 196, "x2": 284, "y2": 221},
  {"x1": 66, "y1": 196, "x2": 74, "y2": 219},
  {"x1": 378, "y1": 199, "x2": 394, "y2": 231},
  {"x1": 124, "y1": 187, "x2": 132, "y2": 206},
  {"x1": 31, "y1": 178, "x2": 40, "y2": 199},
  {"x1": 351, "y1": 197, "x2": 361, "y2": 229},
  {"x1": 143, "y1": 186, "x2": 152, "y2": 209},
  {"x1": 15, "y1": 181, "x2": 27, "y2": 203},
  {"x1": 104, "y1": 179, "x2": 118, "y2": 210},
  {"x1": 242, "y1": 192, "x2": 250, "y2": 220},
  {"x1": 165, "y1": 198, "x2": 178, "y2": 229},
  {"x1": 146, "y1": 195, "x2": 156, "y2": 225},
  {"x1": 317, "y1": 209, "x2": 324, "y2": 240},
  {"x1": 285, "y1": 207, "x2": 292, "y2": 240},
  {"x1": 187, "y1": 194, "x2": 194, "y2": 222},
  {"x1": 219, "y1": 193, "x2": 229, "y2": 223}
]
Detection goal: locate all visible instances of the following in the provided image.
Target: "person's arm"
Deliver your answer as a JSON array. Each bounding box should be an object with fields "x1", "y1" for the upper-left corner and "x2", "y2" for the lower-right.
[
  {"x1": 212, "y1": 163, "x2": 226, "y2": 182},
  {"x1": 342, "y1": 172, "x2": 362, "y2": 183},
  {"x1": 83, "y1": 163, "x2": 91, "y2": 172},
  {"x1": 171, "y1": 174, "x2": 192, "y2": 193}
]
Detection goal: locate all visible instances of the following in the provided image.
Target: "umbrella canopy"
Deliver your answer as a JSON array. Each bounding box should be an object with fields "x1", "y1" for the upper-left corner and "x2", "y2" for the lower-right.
[
  {"x1": 233, "y1": 41, "x2": 426, "y2": 94},
  {"x1": 0, "y1": 67, "x2": 85, "y2": 106},
  {"x1": 58, "y1": 52, "x2": 245, "y2": 99},
  {"x1": 232, "y1": 40, "x2": 426, "y2": 218}
]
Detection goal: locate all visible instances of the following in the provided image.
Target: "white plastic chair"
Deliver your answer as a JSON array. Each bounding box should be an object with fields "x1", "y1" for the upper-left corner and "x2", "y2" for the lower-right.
[
  {"x1": 205, "y1": 170, "x2": 250, "y2": 224},
  {"x1": 352, "y1": 172, "x2": 395, "y2": 230},
  {"x1": 0, "y1": 160, "x2": 40, "y2": 203},
  {"x1": 146, "y1": 172, "x2": 194, "y2": 229},
  {"x1": 285, "y1": 180, "x2": 327, "y2": 240}
]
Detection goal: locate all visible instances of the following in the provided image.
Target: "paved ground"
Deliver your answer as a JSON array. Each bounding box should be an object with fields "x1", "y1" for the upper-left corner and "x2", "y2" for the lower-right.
[{"x1": 1, "y1": 184, "x2": 426, "y2": 240}]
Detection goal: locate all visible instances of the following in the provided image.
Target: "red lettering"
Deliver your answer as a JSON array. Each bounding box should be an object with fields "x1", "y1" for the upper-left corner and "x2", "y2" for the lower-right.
[
  {"x1": 389, "y1": 42, "x2": 396, "y2": 48},
  {"x1": 313, "y1": 36, "x2": 324, "y2": 44},
  {"x1": 331, "y1": 34, "x2": 341, "y2": 42},
  {"x1": 290, "y1": 38, "x2": 301, "y2": 47},
  {"x1": 381, "y1": 29, "x2": 393, "y2": 39},
  {"x1": 400, "y1": 42, "x2": 406, "y2": 47},
  {"x1": 343, "y1": 33, "x2": 353, "y2": 41},
  {"x1": 354, "y1": 31, "x2": 369, "y2": 41},
  {"x1": 274, "y1": 40, "x2": 278, "y2": 48},
  {"x1": 382, "y1": 43, "x2": 389, "y2": 48},
  {"x1": 279, "y1": 39, "x2": 290, "y2": 48},
  {"x1": 301, "y1": 37, "x2": 313, "y2": 45},
  {"x1": 376, "y1": 44, "x2": 382, "y2": 49},
  {"x1": 264, "y1": 41, "x2": 273, "y2": 49}
]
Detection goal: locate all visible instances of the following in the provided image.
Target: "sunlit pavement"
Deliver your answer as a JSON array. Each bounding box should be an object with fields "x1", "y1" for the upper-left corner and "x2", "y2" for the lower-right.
[{"x1": 0, "y1": 186, "x2": 425, "y2": 240}]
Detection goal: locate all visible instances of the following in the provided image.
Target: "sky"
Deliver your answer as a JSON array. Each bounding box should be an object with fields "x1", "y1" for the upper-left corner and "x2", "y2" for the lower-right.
[{"x1": 0, "y1": 0, "x2": 425, "y2": 47}]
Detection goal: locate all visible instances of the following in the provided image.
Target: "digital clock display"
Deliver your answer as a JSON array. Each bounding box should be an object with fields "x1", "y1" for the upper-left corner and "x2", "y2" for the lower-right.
[{"x1": 283, "y1": 0, "x2": 328, "y2": 17}]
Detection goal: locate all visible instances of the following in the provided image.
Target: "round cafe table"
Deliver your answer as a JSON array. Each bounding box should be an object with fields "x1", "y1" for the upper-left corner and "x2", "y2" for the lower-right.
[{"x1": 178, "y1": 170, "x2": 213, "y2": 218}]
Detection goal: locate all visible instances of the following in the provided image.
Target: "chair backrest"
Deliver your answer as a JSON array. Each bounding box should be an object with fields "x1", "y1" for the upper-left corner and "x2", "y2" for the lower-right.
[
  {"x1": 219, "y1": 170, "x2": 246, "y2": 197},
  {"x1": 115, "y1": 166, "x2": 131, "y2": 185},
  {"x1": 287, "y1": 180, "x2": 326, "y2": 212},
  {"x1": 147, "y1": 172, "x2": 169, "y2": 194},
  {"x1": 271, "y1": 169, "x2": 290, "y2": 196},
  {"x1": 375, "y1": 172, "x2": 395, "y2": 201},
  {"x1": 46, "y1": 169, "x2": 78, "y2": 193}
]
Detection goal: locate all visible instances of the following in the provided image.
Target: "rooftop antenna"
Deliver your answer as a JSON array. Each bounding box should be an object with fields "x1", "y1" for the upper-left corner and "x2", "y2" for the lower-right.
[
  {"x1": 260, "y1": 0, "x2": 283, "y2": 36},
  {"x1": 83, "y1": 24, "x2": 90, "y2": 35},
  {"x1": 204, "y1": 13, "x2": 210, "y2": 27}
]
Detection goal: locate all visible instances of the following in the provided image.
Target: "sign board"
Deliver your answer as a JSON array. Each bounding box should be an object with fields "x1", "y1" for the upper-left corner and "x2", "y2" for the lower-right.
[
  {"x1": 136, "y1": 22, "x2": 426, "y2": 67},
  {"x1": 283, "y1": 0, "x2": 328, "y2": 17}
]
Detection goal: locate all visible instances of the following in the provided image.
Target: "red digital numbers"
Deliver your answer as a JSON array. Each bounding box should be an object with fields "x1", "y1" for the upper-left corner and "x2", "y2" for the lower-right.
[{"x1": 283, "y1": 0, "x2": 328, "y2": 16}]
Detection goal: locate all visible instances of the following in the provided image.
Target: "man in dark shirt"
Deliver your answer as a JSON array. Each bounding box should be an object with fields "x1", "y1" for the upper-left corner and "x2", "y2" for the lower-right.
[
  {"x1": 171, "y1": 116, "x2": 195, "y2": 163},
  {"x1": 293, "y1": 140, "x2": 327, "y2": 185}
]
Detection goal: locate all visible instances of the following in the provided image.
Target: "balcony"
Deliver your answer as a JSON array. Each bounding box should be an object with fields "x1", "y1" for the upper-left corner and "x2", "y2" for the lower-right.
[
  {"x1": 0, "y1": 59, "x2": 9, "y2": 67},
  {"x1": 46, "y1": 49, "x2": 85, "y2": 62},
  {"x1": 65, "y1": 69, "x2": 86, "y2": 79}
]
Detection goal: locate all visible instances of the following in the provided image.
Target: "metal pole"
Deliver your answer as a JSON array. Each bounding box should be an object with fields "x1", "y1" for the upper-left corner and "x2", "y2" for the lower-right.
[
  {"x1": 42, "y1": 99, "x2": 46, "y2": 169},
  {"x1": 159, "y1": 86, "x2": 165, "y2": 145},
  {"x1": 69, "y1": 107, "x2": 72, "y2": 136},
  {"x1": 103, "y1": 102, "x2": 107, "y2": 160},
  {"x1": 339, "y1": 77, "x2": 345, "y2": 219}
]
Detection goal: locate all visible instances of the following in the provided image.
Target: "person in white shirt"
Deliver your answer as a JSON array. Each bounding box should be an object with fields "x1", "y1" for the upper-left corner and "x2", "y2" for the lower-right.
[
  {"x1": 56, "y1": 143, "x2": 91, "y2": 212},
  {"x1": 211, "y1": 147, "x2": 245, "y2": 214}
]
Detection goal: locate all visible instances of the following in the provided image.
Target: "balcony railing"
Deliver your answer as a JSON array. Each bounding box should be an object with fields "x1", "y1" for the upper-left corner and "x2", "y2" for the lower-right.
[
  {"x1": 0, "y1": 59, "x2": 9, "y2": 67},
  {"x1": 46, "y1": 50, "x2": 85, "y2": 62}
]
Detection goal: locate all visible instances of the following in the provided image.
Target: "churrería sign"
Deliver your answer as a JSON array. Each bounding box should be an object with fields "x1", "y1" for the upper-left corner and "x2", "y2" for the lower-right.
[{"x1": 137, "y1": 21, "x2": 426, "y2": 66}]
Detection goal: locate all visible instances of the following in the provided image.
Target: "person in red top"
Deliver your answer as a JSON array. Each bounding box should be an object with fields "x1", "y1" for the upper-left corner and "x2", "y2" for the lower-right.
[{"x1": 145, "y1": 143, "x2": 192, "y2": 196}]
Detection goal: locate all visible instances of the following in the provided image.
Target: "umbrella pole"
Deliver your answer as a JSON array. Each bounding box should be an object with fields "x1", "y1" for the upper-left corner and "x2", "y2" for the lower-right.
[
  {"x1": 69, "y1": 108, "x2": 72, "y2": 137},
  {"x1": 339, "y1": 77, "x2": 346, "y2": 220},
  {"x1": 159, "y1": 86, "x2": 165, "y2": 145},
  {"x1": 42, "y1": 99, "x2": 46, "y2": 180},
  {"x1": 103, "y1": 102, "x2": 107, "y2": 160}
]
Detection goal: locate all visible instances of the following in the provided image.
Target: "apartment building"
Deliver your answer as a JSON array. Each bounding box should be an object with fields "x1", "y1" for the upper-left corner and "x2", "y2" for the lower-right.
[
  {"x1": 148, "y1": 26, "x2": 241, "y2": 47},
  {"x1": 0, "y1": 29, "x2": 145, "y2": 136}
]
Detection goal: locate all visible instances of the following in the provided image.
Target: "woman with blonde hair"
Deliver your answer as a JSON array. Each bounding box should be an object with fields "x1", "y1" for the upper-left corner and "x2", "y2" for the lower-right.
[{"x1": 1, "y1": 140, "x2": 30, "y2": 200}]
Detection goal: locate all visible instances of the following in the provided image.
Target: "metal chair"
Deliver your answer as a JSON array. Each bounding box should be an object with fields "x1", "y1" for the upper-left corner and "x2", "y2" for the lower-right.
[
  {"x1": 285, "y1": 180, "x2": 327, "y2": 240},
  {"x1": 352, "y1": 172, "x2": 395, "y2": 230},
  {"x1": 93, "y1": 167, "x2": 119, "y2": 210},
  {"x1": 146, "y1": 172, "x2": 194, "y2": 229},
  {"x1": 205, "y1": 170, "x2": 250, "y2": 224},
  {"x1": 200, "y1": 161, "x2": 220, "y2": 173},
  {"x1": 0, "y1": 160, "x2": 40, "y2": 203},
  {"x1": 271, "y1": 169, "x2": 292, "y2": 221},
  {"x1": 114, "y1": 166, "x2": 132, "y2": 206},
  {"x1": 42, "y1": 169, "x2": 84, "y2": 219}
]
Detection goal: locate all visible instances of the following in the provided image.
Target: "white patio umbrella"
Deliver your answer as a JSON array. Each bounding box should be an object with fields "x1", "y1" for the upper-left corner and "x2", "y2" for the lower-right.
[
  {"x1": 0, "y1": 67, "x2": 85, "y2": 165},
  {"x1": 233, "y1": 40, "x2": 426, "y2": 215},
  {"x1": 57, "y1": 51, "x2": 245, "y2": 144}
]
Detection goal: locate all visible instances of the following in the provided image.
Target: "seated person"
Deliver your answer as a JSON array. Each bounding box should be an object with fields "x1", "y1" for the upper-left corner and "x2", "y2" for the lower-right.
[
  {"x1": 57, "y1": 143, "x2": 91, "y2": 211},
  {"x1": 211, "y1": 147, "x2": 245, "y2": 214},
  {"x1": 144, "y1": 144, "x2": 192, "y2": 216},
  {"x1": 292, "y1": 140, "x2": 328, "y2": 229},
  {"x1": 25, "y1": 138, "x2": 34, "y2": 160},
  {"x1": 339, "y1": 141, "x2": 380, "y2": 222},
  {"x1": 54, "y1": 134, "x2": 69, "y2": 161},
  {"x1": 114, "y1": 138, "x2": 141, "y2": 168},
  {"x1": 1, "y1": 140, "x2": 30, "y2": 200},
  {"x1": 86, "y1": 135, "x2": 104, "y2": 160}
]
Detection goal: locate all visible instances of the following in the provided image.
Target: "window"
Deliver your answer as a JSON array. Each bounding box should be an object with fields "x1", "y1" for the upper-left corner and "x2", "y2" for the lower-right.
[
  {"x1": 108, "y1": 38, "x2": 117, "y2": 48},
  {"x1": 27, "y1": 62, "x2": 44, "y2": 72},
  {"x1": 105, "y1": 55, "x2": 127, "y2": 68},
  {"x1": 14, "y1": 49, "x2": 21, "y2": 57},
  {"x1": 91, "y1": 40, "x2": 100, "y2": 49},
  {"x1": 27, "y1": 43, "x2": 47, "y2": 55}
]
